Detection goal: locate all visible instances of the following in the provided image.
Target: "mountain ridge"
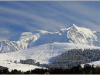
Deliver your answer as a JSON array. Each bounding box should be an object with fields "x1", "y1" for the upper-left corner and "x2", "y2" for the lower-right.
[{"x1": 0, "y1": 24, "x2": 100, "y2": 53}]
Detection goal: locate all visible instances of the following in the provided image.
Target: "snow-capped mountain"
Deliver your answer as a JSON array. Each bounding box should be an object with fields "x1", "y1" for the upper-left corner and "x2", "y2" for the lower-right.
[
  {"x1": 67, "y1": 24, "x2": 98, "y2": 45},
  {"x1": 0, "y1": 24, "x2": 100, "y2": 53}
]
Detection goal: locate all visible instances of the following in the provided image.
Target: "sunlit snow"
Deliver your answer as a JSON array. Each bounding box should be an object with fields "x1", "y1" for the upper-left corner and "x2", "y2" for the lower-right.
[
  {"x1": 0, "y1": 24, "x2": 100, "y2": 53},
  {"x1": 0, "y1": 43, "x2": 100, "y2": 71},
  {"x1": 0, "y1": 24, "x2": 100, "y2": 71}
]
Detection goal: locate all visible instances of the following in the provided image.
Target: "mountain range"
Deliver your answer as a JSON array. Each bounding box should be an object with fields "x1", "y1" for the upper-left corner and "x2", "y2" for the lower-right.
[
  {"x1": 0, "y1": 24, "x2": 100, "y2": 53},
  {"x1": 0, "y1": 24, "x2": 100, "y2": 71}
]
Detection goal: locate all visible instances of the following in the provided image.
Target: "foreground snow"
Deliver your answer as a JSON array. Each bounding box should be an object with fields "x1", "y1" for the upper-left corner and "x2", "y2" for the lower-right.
[
  {"x1": 81, "y1": 60, "x2": 100, "y2": 68},
  {"x1": 0, "y1": 43, "x2": 100, "y2": 71},
  {"x1": 0, "y1": 60, "x2": 42, "y2": 72}
]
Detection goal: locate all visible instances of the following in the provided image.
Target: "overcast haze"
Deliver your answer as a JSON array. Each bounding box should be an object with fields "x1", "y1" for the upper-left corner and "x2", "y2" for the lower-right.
[{"x1": 0, "y1": 1, "x2": 100, "y2": 41}]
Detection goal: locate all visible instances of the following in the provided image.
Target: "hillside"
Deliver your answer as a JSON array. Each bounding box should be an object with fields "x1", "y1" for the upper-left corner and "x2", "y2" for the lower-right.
[{"x1": 0, "y1": 43, "x2": 100, "y2": 71}]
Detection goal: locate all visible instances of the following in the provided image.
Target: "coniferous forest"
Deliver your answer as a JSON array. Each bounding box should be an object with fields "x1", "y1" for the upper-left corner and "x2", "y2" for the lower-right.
[
  {"x1": 52, "y1": 49, "x2": 100, "y2": 68},
  {"x1": 42, "y1": 49, "x2": 100, "y2": 69}
]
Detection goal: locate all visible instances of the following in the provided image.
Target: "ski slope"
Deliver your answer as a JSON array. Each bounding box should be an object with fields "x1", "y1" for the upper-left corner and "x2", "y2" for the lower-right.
[{"x1": 0, "y1": 43, "x2": 100, "y2": 71}]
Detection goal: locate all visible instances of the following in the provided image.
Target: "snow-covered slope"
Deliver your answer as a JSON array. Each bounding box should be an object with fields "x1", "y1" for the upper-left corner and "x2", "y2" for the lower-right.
[
  {"x1": 67, "y1": 24, "x2": 98, "y2": 45},
  {"x1": 0, "y1": 43, "x2": 100, "y2": 71},
  {"x1": 0, "y1": 24, "x2": 100, "y2": 53},
  {"x1": 81, "y1": 60, "x2": 100, "y2": 68}
]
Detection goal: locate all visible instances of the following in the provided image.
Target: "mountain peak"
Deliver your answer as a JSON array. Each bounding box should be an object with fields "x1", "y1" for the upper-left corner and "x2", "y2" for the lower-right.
[
  {"x1": 67, "y1": 24, "x2": 98, "y2": 45},
  {"x1": 71, "y1": 24, "x2": 78, "y2": 29},
  {"x1": 72, "y1": 24, "x2": 77, "y2": 27}
]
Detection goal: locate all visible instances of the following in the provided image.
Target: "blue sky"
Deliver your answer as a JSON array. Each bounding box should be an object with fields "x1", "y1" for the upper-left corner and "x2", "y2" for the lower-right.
[{"x1": 0, "y1": 1, "x2": 100, "y2": 41}]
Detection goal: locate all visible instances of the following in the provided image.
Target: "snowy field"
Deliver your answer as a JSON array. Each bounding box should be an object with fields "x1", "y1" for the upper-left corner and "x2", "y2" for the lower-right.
[
  {"x1": 0, "y1": 42, "x2": 100, "y2": 71},
  {"x1": 81, "y1": 60, "x2": 100, "y2": 68}
]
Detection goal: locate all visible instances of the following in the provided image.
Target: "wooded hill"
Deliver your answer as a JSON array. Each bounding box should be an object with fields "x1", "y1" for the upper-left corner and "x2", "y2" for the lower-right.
[{"x1": 42, "y1": 49, "x2": 100, "y2": 69}]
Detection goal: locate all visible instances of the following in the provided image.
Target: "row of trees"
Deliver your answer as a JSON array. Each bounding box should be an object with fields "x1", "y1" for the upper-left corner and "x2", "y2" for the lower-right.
[{"x1": 1, "y1": 64, "x2": 100, "y2": 74}]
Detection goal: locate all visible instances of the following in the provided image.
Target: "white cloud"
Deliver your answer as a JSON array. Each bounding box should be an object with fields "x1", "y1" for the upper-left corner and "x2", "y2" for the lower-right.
[
  {"x1": 0, "y1": 6, "x2": 67, "y2": 31},
  {"x1": 54, "y1": 2, "x2": 100, "y2": 30},
  {"x1": 57, "y1": 2, "x2": 100, "y2": 22},
  {"x1": 0, "y1": 28, "x2": 10, "y2": 34},
  {"x1": 0, "y1": 1, "x2": 100, "y2": 40},
  {"x1": 0, "y1": 37, "x2": 7, "y2": 42}
]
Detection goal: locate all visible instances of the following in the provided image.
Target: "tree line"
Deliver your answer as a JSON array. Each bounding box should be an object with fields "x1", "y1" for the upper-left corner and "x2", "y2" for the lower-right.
[
  {"x1": 52, "y1": 49, "x2": 100, "y2": 69},
  {"x1": 1, "y1": 64, "x2": 100, "y2": 74}
]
